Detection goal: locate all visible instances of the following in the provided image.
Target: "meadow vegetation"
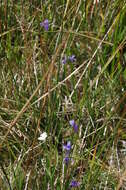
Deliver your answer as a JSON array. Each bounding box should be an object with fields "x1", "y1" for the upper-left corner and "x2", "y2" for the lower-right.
[{"x1": 0, "y1": 0, "x2": 126, "y2": 189}]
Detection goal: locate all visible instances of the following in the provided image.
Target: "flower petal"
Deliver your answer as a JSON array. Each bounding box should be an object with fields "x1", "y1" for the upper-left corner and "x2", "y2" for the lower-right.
[
  {"x1": 70, "y1": 180, "x2": 80, "y2": 187},
  {"x1": 69, "y1": 120, "x2": 75, "y2": 127},
  {"x1": 68, "y1": 55, "x2": 76, "y2": 62},
  {"x1": 38, "y1": 132, "x2": 47, "y2": 141},
  {"x1": 63, "y1": 141, "x2": 71, "y2": 151},
  {"x1": 40, "y1": 19, "x2": 49, "y2": 31}
]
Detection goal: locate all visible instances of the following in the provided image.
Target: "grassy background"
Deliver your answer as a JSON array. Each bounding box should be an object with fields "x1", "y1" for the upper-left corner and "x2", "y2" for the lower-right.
[{"x1": 0, "y1": 0, "x2": 126, "y2": 189}]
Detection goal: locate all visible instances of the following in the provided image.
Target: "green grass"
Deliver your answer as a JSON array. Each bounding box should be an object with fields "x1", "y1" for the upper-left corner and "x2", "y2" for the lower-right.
[{"x1": 0, "y1": 0, "x2": 126, "y2": 189}]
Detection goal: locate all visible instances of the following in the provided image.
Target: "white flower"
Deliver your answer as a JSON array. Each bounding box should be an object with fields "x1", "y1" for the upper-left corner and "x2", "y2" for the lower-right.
[{"x1": 38, "y1": 132, "x2": 47, "y2": 141}]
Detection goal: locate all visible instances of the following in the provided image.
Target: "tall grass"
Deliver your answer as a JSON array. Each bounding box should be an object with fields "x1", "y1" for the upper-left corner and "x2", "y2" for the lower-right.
[{"x1": 0, "y1": 0, "x2": 126, "y2": 189}]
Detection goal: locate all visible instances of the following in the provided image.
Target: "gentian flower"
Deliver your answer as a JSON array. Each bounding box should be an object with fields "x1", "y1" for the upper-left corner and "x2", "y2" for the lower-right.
[
  {"x1": 63, "y1": 142, "x2": 72, "y2": 165},
  {"x1": 61, "y1": 55, "x2": 67, "y2": 64},
  {"x1": 40, "y1": 19, "x2": 49, "y2": 31},
  {"x1": 70, "y1": 180, "x2": 80, "y2": 188},
  {"x1": 64, "y1": 155, "x2": 70, "y2": 165},
  {"x1": 68, "y1": 55, "x2": 76, "y2": 62},
  {"x1": 69, "y1": 120, "x2": 78, "y2": 133},
  {"x1": 63, "y1": 141, "x2": 71, "y2": 151}
]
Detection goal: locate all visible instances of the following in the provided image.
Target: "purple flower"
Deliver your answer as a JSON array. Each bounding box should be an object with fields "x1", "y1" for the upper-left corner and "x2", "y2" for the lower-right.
[
  {"x1": 40, "y1": 19, "x2": 49, "y2": 31},
  {"x1": 69, "y1": 120, "x2": 75, "y2": 126},
  {"x1": 61, "y1": 55, "x2": 67, "y2": 64},
  {"x1": 69, "y1": 120, "x2": 78, "y2": 133},
  {"x1": 63, "y1": 141, "x2": 71, "y2": 151},
  {"x1": 63, "y1": 142, "x2": 71, "y2": 165},
  {"x1": 68, "y1": 55, "x2": 76, "y2": 62},
  {"x1": 64, "y1": 150, "x2": 71, "y2": 165},
  {"x1": 64, "y1": 156, "x2": 70, "y2": 165},
  {"x1": 70, "y1": 180, "x2": 80, "y2": 188}
]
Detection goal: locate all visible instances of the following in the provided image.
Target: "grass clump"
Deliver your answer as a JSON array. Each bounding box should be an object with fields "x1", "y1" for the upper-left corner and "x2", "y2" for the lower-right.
[{"x1": 0, "y1": 0, "x2": 126, "y2": 189}]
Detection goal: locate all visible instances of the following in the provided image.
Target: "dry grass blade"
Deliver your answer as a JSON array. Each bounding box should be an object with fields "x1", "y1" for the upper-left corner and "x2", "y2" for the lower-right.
[{"x1": 90, "y1": 37, "x2": 126, "y2": 89}]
